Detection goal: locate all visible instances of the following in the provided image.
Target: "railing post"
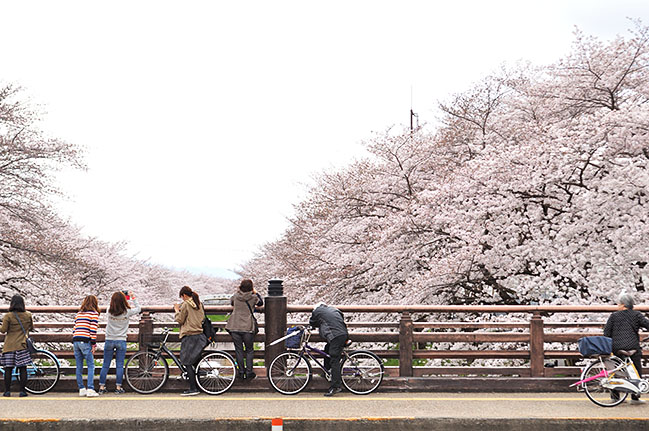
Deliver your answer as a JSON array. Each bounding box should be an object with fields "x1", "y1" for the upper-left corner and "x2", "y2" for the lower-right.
[
  {"x1": 529, "y1": 311, "x2": 545, "y2": 377},
  {"x1": 264, "y1": 279, "x2": 287, "y2": 371},
  {"x1": 138, "y1": 312, "x2": 154, "y2": 352},
  {"x1": 399, "y1": 311, "x2": 414, "y2": 377}
]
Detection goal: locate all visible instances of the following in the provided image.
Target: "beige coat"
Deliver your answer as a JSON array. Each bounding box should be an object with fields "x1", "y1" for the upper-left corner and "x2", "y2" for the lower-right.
[
  {"x1": 225, "y1": 291, "x2": 262, "y2": 333},
  {"x1": 0, "y1": 311, "x2": 33, "y2": 353},
  {"x1": 174, "y1": 298, "x2": 204, "y2": 339}
]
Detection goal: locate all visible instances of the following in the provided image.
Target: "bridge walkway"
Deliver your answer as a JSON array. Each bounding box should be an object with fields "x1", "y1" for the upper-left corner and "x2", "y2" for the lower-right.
[{"x1": 1, "y1": 392, "x2": 648, "y2": 430}]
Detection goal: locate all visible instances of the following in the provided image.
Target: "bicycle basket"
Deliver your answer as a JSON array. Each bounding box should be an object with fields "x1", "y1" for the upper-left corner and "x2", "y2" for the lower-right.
[
  {"x1": 285, "y1": 327, "x2": 303, "y2": 349},
  {"x1": 578, "y1": 336, "x2": 612, "y2": 356}
]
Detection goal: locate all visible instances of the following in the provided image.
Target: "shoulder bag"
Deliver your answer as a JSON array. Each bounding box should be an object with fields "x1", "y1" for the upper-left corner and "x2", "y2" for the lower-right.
[{"x1": 245, "y1": 301, "x2": 259, "y2": 335}]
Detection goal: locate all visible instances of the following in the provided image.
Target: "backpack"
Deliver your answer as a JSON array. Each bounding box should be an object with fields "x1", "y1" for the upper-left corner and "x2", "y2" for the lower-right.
[{"x1": 202, "y1": 315, "x2": 217, "y2": 344}]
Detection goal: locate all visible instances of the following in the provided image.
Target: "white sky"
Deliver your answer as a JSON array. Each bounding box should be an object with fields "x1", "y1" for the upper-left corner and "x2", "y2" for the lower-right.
[{"x1": 1, "y1": 1, "x2": 648, "y2": 278}]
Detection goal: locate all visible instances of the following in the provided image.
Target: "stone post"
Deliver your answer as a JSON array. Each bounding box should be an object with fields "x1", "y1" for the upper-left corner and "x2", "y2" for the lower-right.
[{"x1": 264, "y1": 279, "x2": 287, "y2": 370}]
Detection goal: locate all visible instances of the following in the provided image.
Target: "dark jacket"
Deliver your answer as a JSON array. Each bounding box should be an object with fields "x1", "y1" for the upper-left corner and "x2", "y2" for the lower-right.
[
  {"x1": 604, "y1": 309, "x2": 649, "y2": 351},
  {"x1": 309, "y1": 304, "x2": 348, "y2": 343},
  {"x1": 225, "y1": 291, "x2": 263, "y2": 333}
]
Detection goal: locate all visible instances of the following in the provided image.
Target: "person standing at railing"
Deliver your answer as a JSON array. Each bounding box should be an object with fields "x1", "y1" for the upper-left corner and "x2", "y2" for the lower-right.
[
  {"x1": 604, "y1": 293, "x2": 649, "y2": 404},
  {"x1": 1, "y1": 295, "x2": 33, "y2": 398},
  {"x1": 73, "y1": 295, "x2": 100, "y2": 397},
  {"x1": 98, "y1": 291, "x2": 141, "y2": 395},
  {"x1": 309, "y1": 302, "x2": 349, "y2": 397},
  {"x1": 225, "y1": 279, "x2": 263, "y2": 380},
  {"x1": 174, "y1": 285, "x2": 207, "y2": 396}
]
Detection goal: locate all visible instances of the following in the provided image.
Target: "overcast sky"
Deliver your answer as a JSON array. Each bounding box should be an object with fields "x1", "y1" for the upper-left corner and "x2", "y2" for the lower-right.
[{"x1": 2, "y1": 1, "x2": 648, "y2": 279}]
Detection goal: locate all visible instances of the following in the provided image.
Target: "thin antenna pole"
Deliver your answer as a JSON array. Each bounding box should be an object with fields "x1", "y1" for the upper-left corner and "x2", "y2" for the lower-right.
[{"x1": 410, "y1": 85, "x2": 418, "y2": 132}]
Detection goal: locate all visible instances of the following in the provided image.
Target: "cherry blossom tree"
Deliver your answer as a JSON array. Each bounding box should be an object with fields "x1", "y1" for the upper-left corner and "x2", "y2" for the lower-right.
[{"x1": 241, "y1": 24, "x2": 649, "y2": 308}]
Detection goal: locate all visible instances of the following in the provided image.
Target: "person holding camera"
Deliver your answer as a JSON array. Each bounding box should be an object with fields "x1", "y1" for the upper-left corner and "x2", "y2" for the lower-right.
[
  {"x1": 1, "y1": 295, "x2": 33, "y2": 397},
  {"x1": 225, "y1": 279, "x2": 263, "y2": 380},
  {"x1": 98, "y1": 291, "x2": 141, "y2": 395},
  {"x1": 309, "y1": 302, "x2": 348, "y2": 397}
]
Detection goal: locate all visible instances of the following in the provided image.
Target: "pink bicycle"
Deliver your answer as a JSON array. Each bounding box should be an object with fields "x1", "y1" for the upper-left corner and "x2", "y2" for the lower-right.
[{"x1": 571, "y1": 337, "x2": 649, "y2": 407}]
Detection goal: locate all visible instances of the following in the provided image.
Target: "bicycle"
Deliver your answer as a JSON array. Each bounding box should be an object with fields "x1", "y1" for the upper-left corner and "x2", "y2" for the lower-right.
[
  {"x1": 571, "y1": 337, "x2": 649, "y2": 407},
  {"x1": 267, "y1": 325, "x2": 384, "y2": 395},
  {"x1": 0, "y1": 349, "x2": 61, "y2": 394},
  {"x1": 124, "y1": 328, "x2": 236, "y2": 395}
]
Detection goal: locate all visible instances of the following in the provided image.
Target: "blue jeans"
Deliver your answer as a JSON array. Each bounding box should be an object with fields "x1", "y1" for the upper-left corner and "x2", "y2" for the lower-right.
[
  {"x1": 73, "y1": 341, "x2": 95, "y2": 390},
  {"x1": 99, "y1": 340, "x2": 127, "y2": 386}
]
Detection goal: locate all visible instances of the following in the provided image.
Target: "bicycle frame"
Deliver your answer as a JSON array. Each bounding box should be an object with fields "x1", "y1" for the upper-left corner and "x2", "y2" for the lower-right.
[
  {"x1": 270, "y1": 327, "x2": 347, "y2": 379},
  {"x1": 148, "y1": 330, "x2": 188, "y2": 376},
  {"x1": 572, "y1": 355, "x2": 649, "y2": 395}
]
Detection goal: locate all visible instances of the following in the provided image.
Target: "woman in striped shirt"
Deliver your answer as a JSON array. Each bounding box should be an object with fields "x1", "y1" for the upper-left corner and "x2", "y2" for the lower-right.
[{"x1": 73, "y1": 295, "x2": 100, "y2": 397}]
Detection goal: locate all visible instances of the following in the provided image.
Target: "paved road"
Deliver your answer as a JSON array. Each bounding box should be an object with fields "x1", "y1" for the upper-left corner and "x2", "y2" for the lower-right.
[{"x1": 2, "y1": 392, "x2": 648, "y2": 421}]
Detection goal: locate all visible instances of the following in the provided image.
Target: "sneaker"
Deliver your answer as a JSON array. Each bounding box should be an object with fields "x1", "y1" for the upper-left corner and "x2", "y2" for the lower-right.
[
  {"x1": 97, "y1": 388, "x2": 107, "y2": 395},
  {"x1": 114, "y1": 388, "x2": 125, "y2": 394},
  {"x1": 86, "y1": 389, "x2": 99, "y2": 397},
  {"x1": 246, "y1": 372, "x2": 256, "y2": 381},
  {"x1": 3, "y1": 392, "x2": 10, "y2": 397},
  {"x1": 324, "y1": 387, "x2": 342, "y2": 397},
  {"x1": 181, "y1": 389, "x2": 200, "y2": 396},
  {"x1": 630, "y1": 398, "x2": 646, "y2": 405},
  {"x1": 19, "y1": 391, "x2": 28, "y2": 397},
  {"x1": 78, "y1": 388, "x2": 87, "y2": 397}
]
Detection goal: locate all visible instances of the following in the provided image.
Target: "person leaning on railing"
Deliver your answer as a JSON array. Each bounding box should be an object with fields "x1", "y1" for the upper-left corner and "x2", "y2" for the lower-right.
[
  {"x1": 309, "y1": 302, "x2": 349, "y2": 397},
  {"x1": 225, "y1": 279, "x2": 263, "y2": 381},
  {"x1": 73, "y1": 295, "x2": 100, "y2": 398},
  {"x1": 604, "y1": 293, "x2": 649, "y2": 404},
  {"x1": 1, "y1": 295, "x2": 33, "y2": 398}
]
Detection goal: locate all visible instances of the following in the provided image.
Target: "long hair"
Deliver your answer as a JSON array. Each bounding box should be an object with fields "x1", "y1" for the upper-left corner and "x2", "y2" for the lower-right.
[
  {"x1": 179, "y1": 285, "x2": 201, "y2": 307},
  {"x1": 239, "y1": 279, "x2": 253, "y2": 292},
  {"x1": 80, "y1": 295, "x2": 100, "y2": 314},
  {"x1": 9, "y1": 295, "x2": 26, "y2": 312},
  {"x1": 109, "y1": 291, "x2": 131, "y2": 316}
]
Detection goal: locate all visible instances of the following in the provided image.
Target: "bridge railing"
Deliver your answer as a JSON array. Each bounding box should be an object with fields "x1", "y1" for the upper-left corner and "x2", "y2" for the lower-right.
[{"x1": 1, "y1": 290, "x2": 648, "y2": 379}]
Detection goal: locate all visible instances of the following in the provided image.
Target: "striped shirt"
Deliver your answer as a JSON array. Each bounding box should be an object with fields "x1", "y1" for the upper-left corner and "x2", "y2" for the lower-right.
[{"x1": 72, "y1": 311, "x2": 100, "y2": 344}]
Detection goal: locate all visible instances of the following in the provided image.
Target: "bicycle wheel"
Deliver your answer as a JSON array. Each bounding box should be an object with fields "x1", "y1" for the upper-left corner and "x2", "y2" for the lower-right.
[
  {"x1": 341, "y1": 350, "x2": 384, "y2": 395},
  {"x1": 268, "y1": 352, "x2": 311, "y2": 395},
  {"x1": 125, "y1": 351, "x2": 169, "y2": 394},
  {"x1": 195, "y1": 351, "x2": 236, "y2": 395},
  {"x1": 582, "y1": 358, "x2": 628, "y2": 407},
  {"x1": 25, "y1": 350, "x2": 61, "y2": 394}
]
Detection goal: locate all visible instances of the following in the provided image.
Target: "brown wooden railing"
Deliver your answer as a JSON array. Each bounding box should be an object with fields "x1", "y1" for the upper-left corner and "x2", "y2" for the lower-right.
[{"x1": 2, "y1": 289, "x2": 648, "y2": 379}]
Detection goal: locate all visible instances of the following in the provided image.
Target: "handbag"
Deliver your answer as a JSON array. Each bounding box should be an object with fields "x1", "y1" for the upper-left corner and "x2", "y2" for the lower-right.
[
  {"x1": 13, "y1": 312, "x2": 37, "y2": 355},
  {"x1": 245, "y1": 301, "x2": 259, "y2": 335}
]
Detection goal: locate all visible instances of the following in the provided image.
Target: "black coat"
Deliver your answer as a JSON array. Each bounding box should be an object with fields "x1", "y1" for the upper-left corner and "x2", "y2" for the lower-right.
[
  {"x1": 309, "y1": 304, "x2": 348, "y2": 343},
  {"x1": 604, "y1": 309, "x2": 649, "y2": 351}
]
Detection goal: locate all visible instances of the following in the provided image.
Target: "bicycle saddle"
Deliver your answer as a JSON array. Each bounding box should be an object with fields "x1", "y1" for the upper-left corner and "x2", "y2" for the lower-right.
[{"x1": 616, "y1": 349, "x2": 637, "y2": 357}]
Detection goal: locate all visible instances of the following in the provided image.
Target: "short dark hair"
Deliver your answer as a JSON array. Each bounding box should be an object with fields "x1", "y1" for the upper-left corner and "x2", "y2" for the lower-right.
[
  {"x1": 9, "y1": 294, "x2": 26, "y2": 312},
  {"x1": 239, "y1": 279, "x2": 253, "y2": 292}
]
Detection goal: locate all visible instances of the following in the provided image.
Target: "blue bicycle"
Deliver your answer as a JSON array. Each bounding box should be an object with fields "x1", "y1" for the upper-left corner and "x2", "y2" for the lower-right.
[{"x1": 0, "y1": 349, "x2": 61, "y2": 394}]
